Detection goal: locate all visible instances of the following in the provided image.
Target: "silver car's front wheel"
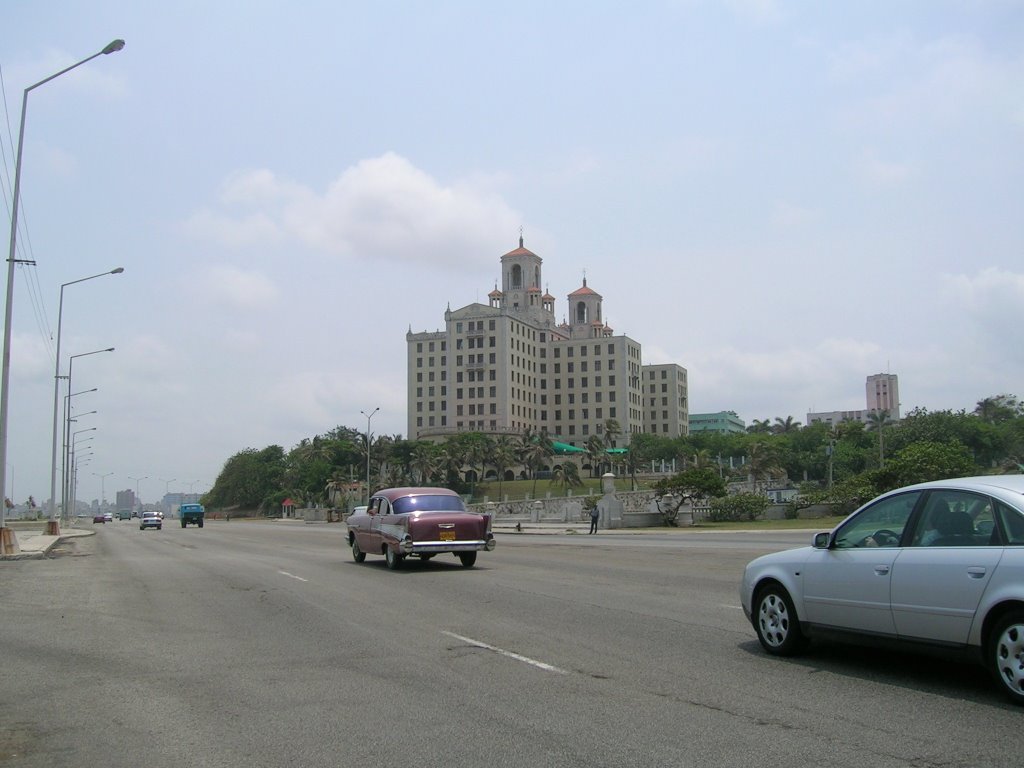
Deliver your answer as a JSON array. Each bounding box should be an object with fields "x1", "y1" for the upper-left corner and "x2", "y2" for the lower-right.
[
  {"x1": 754, "y1": 584, "x2": 807, "y2": 656},
  {"x1": 991, "y1": 612, "x2": 1024, "y2": 705}
]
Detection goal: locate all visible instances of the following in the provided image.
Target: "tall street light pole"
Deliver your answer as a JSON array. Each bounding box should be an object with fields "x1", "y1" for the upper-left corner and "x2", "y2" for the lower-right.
[
  {"x1": 49, "y1": 268, "x2": 124, "y2": 526},
  {"x1": 93, "y1": 471, "x2": 114, "y2": 508},
  {"x1": 0, "y1": 39, "x2": 125, "y2": 549},
  {"x1": 61, "y1": 348, "x2": 112, "y2": 519},
  {"x1": 360, "y1": 407, "x2": 379, "y2": 504},
  {"x1": 128, "y1": 476, "x2": 148, "y2": 512}
]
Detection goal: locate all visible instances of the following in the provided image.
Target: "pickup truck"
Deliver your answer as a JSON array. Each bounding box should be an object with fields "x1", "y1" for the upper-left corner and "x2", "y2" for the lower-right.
[{"x1": 180, "y1": 503, "x2": 205, "y2": 528}]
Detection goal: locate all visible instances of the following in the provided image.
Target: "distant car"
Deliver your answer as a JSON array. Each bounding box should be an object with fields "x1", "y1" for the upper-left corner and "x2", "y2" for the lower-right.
[
  {"x1": 117, "y1": 510, "x2": 131, "y2": 521},
  {"x1": 93, "y1": 513, "x2": 106, "y2": 524},
  {"x1": 102, "y1": 512, "x2": 113, "y2": 523},
  {"x1": 741, "y1": 474, "x2": 1024, "y2": 705},
  {"x1": 346, "y1": 487, "x2": 495, "y2": 569},
  {"x1": 139, "y1": 511, "x2": 162, "y2": 531}
]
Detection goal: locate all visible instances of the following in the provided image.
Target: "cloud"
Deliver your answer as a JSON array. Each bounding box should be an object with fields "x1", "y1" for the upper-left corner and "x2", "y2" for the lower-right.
[
  {"x1": 942, "y1": 268, "x2": 1024, "y2": 362},
  {"x1": 194, "y1": 265, "x2": 281, "y2": 309},
  {"x1": 856, "y1": 148, "x2": 911, "y2": 186},
  {"x1": 186, "y1": 153, "x2": 521, "y2": 267}
]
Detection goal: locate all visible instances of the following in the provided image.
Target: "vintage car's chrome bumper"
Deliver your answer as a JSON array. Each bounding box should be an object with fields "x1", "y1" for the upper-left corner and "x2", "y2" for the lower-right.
[{"x1": 401, "y1": 534, "x2": 496, "y2": 554}]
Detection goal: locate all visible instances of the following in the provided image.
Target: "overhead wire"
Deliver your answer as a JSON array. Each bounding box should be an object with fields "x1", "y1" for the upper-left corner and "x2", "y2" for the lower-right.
[{"x1": 1, "y1": 64, "x2": 59, "y2": 367}]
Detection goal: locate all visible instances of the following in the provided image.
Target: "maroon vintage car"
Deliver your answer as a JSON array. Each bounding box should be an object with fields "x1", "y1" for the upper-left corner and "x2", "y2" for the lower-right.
[{"x1": 346, "y1": 487, "x2": 495, "y2": 569}]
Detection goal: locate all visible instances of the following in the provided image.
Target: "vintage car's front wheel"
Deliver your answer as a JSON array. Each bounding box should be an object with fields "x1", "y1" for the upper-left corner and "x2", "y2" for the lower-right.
[
  {"x1": 351, "y1": 539, "x2": 366, "y2": 563},
  {"x1": 385, "y1": 546, "x2": 403, "y2": 570},
  {"x1": 458, "y1": 551, "x2": 477, "y2": 568},
  {"x1": 990, "y1": 610, "x2": 1024, "y2": 705}
]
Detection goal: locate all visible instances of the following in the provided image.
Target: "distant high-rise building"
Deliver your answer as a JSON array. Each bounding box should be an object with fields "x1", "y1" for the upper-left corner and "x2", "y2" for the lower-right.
[
  {"x1": 407, "y1": 238, "x2": 689, "y2": 447},
  {"x1": 866, "y1": 373, "x2": 900, "y2": 419},
  {"x1": 807, "y1": 373, "x2": 901, "y2": 427}
]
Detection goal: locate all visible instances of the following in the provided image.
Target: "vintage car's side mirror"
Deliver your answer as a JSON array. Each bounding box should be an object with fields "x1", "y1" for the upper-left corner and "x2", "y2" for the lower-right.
[{"x1": 813, "y1": 531, "x2": 832, "y2": 549}]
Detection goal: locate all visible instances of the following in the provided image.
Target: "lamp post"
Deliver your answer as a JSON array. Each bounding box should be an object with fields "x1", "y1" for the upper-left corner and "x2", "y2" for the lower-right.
[
  {"x1": 360, "y1": 407, "x2": 379, "y2": 504},
  {"x1": 67, "y1": 428, "x2": 95, "y2": 519},
  {"x1": 160, "y1": 478, "x2": 175, "y2": 515},
  {"x1": 128, "y1": 475, "x2": 148, "y2": 512},
  {"x1": 93, "y1": 471, "x2": 114, "y2": 509},
  {"x1": 48, "y1": 269, "x2": 124, "y2": 524},
  {"x1": 0, "y1": 39, "x2": 125, "y2": 547},
  {"x1": 61, "y1": 348, "x2": 112, "y2": 518},
  {"x1": 59, "y1": 390, "x2": 95, "y2": 520}
]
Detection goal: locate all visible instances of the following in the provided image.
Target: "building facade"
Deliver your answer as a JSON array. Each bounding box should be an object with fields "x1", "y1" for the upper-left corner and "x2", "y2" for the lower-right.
[
  {"x1": 807, "y1": 372, "x2": 901, "y2": 427},
  {"x1": 688, "y1": 410, "x2": 747, "y2": 434},
  {"x1": 407, "y1": 238, "x2": 688, "y2": 448}
]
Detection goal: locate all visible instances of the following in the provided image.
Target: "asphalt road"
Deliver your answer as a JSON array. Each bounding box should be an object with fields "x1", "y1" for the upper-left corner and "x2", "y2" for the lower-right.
[{"x1": 1, "y1": 521, "x2": 1018, "y2": 768}]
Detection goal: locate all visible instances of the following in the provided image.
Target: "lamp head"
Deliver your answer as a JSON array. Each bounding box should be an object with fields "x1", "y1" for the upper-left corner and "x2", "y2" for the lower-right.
[
  {"x1": 102, "y1": 40, "x2": 126, "y2": 55},
  {"x1": 111, "y1": 267, "x2": 125, "y2": 274}
]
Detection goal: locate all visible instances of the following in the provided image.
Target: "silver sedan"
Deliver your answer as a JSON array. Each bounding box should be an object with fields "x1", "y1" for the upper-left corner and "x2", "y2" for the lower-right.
[{"x1": 741, "y1": 474, "x2": 1024, "y2": 704}]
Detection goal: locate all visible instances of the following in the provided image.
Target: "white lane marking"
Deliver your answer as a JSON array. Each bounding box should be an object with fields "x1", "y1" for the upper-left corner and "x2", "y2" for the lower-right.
[
  {"x1": 278, "y1": 571, "x2": 308, "y2": 582},
  {"x1": 442, "y1": 631, "x2": 568, "y2": 674},
  {"x1": 721, "y1": 604, "x2": 742, "y2": 610}
]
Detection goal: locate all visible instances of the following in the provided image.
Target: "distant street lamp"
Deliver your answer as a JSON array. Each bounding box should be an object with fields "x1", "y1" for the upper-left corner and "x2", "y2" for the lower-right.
[
  {"x1": 93, "y1": 471, "x2": 114, "y2": 507},
  {"x1": 61, "y1": 348, "x2": 112, "y2": 517},
  {"x1": 361, "y1": 407, "x2": 379, "y2": 504},
  {"x1": 128, "y1": 475, "x2": 148, "y2": 509},
  {"x1": 0, "y1": 38, "x2": 125, "y2": 544},
  {"x1": 49, "y1": 268, "x2": 124, "y2": 522}
]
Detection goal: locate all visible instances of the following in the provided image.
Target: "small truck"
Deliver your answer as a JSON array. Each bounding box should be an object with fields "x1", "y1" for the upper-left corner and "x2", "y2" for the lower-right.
[{"x1": 180, "y1": 502, "x2": 205, "y2": 528}]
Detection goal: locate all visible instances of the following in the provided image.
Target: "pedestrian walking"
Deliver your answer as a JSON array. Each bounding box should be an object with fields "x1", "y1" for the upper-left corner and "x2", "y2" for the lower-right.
[{"x1": 589, "y1": 504, "x2": 599, "y2": 534}]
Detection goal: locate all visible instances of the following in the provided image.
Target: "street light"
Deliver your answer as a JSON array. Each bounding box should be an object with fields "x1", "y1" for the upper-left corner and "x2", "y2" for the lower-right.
[
  {"x1": 60, "y1": 391, "x2": 96, "y2": 520},
  {"x1": 48, "y1": 268, "x2": 124, "y2": 522},
  {"x1": 0, "y1": 38, "x2": 125, "y2": 545},
  {"x1": 67, "y1": 428, "x2": 95, "y2": 519},
  {"x1": 61, "y1": 348, "x2": 113, "y2": 517},
  {"x1": 93, "y1": 471, "x2": 114, "y2": 507},
  {"x1": 360, "y1": 407, "x2": 379, "y2": 504},
  {"x1": 128, "y1": 476, "x2": 148, "y2": 511},
  {"x1": 159, "y1": 478, "x2": 176, "y2": 514}
]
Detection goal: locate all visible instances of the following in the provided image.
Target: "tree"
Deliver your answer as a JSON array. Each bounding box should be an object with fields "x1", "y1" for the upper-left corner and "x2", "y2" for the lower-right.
[
  {"x1": 865, "y1": 409, "x2": 892, "y2": 467},
  {"x1": 744, "y1": 441, "x2": 784, "y2": 493},
  {"x1": 652, "y1": 468, "x2": 727, "y2": 526},
  {"x1": 772, "y1": 416, "x2": 801, "y2": 434},
  {"x1": 708, "y1": 492, "x2": 769, "y2": 522},
  {"x1": 873, "y1": 440, "x2": 976, "y2": 491},
  {"x1": 586, "y1": 435, "x2": 607, "y2": 478},
  {"x1": 974, "y1": 394, "x2": 1023, "y2": 424},
  {"x1": 550, "y1": 461, "x2": 584, "y2": 494},
  {"x1": 747, "y1": 419, "x2": 773, "y2": 434},
  {"x1": 490, "y1": 436, "x2": 517, "y2": 499},
  {"x1": 519, "y1": 427, "x2": 554, "y2": 497}
]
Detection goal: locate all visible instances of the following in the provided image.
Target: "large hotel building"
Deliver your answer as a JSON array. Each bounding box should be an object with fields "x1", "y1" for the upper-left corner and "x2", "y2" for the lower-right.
[{"x1": 406, "y1": 238, "x2": 689, "y2": 448}]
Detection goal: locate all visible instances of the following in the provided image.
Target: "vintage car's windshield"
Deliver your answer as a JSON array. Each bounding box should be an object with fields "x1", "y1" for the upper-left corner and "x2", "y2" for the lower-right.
[{"x1": 392, "y1": 495, "x2": 467, "y2": 514}]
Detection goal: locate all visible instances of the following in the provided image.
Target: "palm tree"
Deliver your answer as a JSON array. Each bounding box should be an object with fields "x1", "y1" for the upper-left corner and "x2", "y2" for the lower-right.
[
  {"x1": 745, "y1": 441, "x2": 784, "y2": 494},
  {"x1": 519, "y1": 427, "x2": 555, "y2": 497},
  {"x1": 490, "y1": 436, "x2": 517, "y2": 500},
  {"x1": 772, "y1": 416, "x2": 801, "y2": 434},
  {"x1": 549, "y1": 461, "x2": 583, "y2": 494},
  {"x1": 865, "y1": 409, "x2": 892, "y2": 467},
  {"x1": 586, "y1": 434, "x2": 607, "y2": 478},
  {"x1": 747, "y1": 419, "x2": 773, "y2": 434},
  {"x1": 411, "y1": 443, "x2": 439, "y2": 485}
]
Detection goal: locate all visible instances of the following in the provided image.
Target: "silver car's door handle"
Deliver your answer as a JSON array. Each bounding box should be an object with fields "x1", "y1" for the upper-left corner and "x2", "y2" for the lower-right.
[
  {"x1": 874, "y1": 565, "x2": 890, "y2": 575},
  {"x1": 967, "y1": 567, "x2": 987, "y2": 579}
]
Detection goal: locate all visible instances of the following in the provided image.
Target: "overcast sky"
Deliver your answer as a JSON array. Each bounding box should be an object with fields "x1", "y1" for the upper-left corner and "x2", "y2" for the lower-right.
[{"x1": 2, "y1": 1, "x2": 1022, "y2": 507}]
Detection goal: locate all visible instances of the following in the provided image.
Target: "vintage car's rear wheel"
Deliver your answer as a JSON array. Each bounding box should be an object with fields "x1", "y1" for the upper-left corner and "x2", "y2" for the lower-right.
[
  {"x1": 990, "y1": 610, "x2": 1024, "y2": 705},
  {"x1": 385, "y1": 546, "x2": 403, "y2": 570},
  {"x1": 351, "y1": 538, "x2": 366, "y2": 563},
  {"x1": 458, "y1": 551, "x2": 477, "y2": 568},
  {"x1": 754, "y1": 582, "x2": 808, "y2": 656}
]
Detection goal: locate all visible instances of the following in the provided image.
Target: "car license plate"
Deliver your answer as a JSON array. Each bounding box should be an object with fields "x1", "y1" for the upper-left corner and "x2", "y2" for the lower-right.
[{"x1": 440, "y1": 530, "x2": 456, "y2": 541}]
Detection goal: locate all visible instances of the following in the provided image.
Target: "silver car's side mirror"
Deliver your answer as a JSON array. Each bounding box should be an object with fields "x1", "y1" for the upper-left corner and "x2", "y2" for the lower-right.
[{"x1": 813, "y1": 531, "x2": 832, "y2": 549}]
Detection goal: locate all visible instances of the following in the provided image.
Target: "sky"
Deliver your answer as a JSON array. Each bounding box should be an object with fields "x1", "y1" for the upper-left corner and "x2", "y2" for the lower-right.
[{"x1": 2, "y1": 0, "x2": 1022, "y2": 508}]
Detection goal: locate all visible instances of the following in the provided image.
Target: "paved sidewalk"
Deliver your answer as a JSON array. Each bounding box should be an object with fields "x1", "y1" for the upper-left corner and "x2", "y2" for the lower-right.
[{"x1": 0, "y1": 526, "x2": 95, "y2": 560}]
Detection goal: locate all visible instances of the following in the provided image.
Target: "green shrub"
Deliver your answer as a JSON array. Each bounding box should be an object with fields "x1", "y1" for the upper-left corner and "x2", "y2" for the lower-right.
[{"x1": 708, "y1": 492, "x2": 769, "y2": 522}]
